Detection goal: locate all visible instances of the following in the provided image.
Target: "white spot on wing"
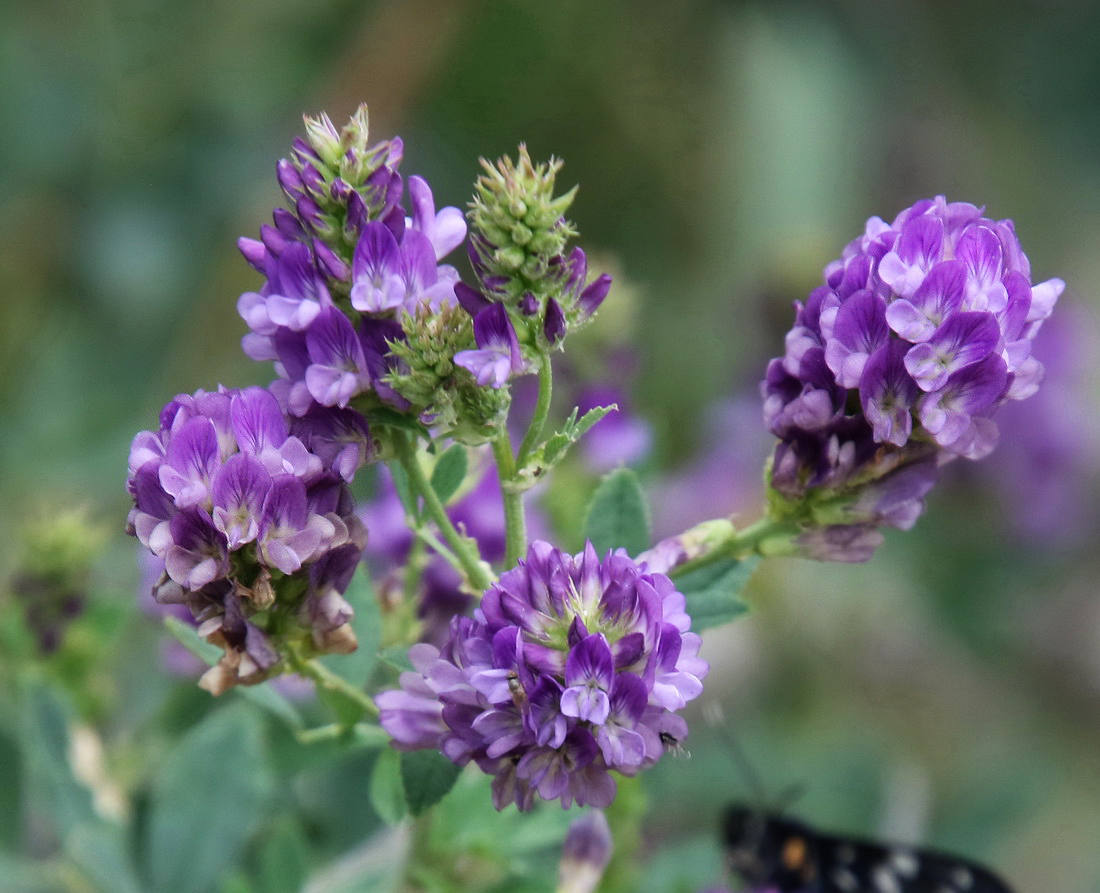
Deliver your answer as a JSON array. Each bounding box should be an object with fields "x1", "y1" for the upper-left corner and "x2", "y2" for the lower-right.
[
  {"x1": 832, "y1": 867, "x2": 859, "y2": 892},
  {"x1": 952, "y1": 866, "x2": 974, "y2": 890},
  {"x1": 889, "y1": 849, "x2": 919, "y2": 878},
  {"x1": 873, "y1": 864, "x2": 902, "y2": 893}
]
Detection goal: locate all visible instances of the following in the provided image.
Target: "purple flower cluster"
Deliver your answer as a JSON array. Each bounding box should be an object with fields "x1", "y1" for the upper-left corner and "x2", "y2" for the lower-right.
[
  {"x1": 377, "y1": 541, "x2": 707, "y2": 810},
  {"x1": 236, "y1": 109, "x2": 467, "y2": 416},
  {"x1": 763, "y1": 197, "x2": 1063, "y2": 542},
  {"x1": 126, "y1": 386, "x2": 368, "y2": 692}
]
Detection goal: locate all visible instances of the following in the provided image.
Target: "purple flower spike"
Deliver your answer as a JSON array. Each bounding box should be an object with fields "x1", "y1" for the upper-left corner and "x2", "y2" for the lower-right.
[
  {"x1": 127, "y1": 385, "x2": 365, "y2": 692},
  {"x1": 378, "y1": 541, "x2": 707, "y2": 811},
  {"x1": 236, "y1": 111, "x2": 471, "y2": 422},
  {"x1": 762, "y1": 195, "x2": 1061, "y2": 559},
  {"x1": 455, "y1": 304, "x2": 527, "y2": 388}
]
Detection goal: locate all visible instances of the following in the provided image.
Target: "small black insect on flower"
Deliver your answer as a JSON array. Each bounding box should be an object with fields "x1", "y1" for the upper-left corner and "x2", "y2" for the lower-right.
[{"x1": 723, "y1": 806, "x2": 1014, "y2": 893}]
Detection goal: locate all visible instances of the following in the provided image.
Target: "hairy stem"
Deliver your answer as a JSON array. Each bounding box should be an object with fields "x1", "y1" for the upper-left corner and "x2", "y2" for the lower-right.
[
  {"x1": 492, "y1": 434, "x2": 527, "y2": 568},
  {"x1": 668, "y1": 516, "x2": 799, "y2": 578},
  {"x1": 393, "y1": 431, "x2": 494, "y2": 593},
  {"x1": 289, "y1": 653, "x2": 378, "y2": 720}
]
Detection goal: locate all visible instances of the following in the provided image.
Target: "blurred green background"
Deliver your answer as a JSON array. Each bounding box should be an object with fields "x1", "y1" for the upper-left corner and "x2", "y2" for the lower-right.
[{"x1": 3, "y1": 1, "x2": 1100, "y2": 891}]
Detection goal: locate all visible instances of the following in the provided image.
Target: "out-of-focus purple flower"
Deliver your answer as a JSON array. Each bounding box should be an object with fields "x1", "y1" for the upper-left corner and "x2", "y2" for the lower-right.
[
  {"x1": 126, "y1": 386, "x2": 367, "y2": 693},
  {"x1": 761, "y1": 197, "x2": 1063, "y2": 558},
  {"x1": 377, "y1": 541, "x2": 707, "y2": 810},
  {"x1": 557, "y1": 810, "x2": 613, "y2": 893},
  {"x1": 963, "y1": 303, "x2": 1100, "y2": 546},
  {"x1": 575, "y1": 385, "x2": 653, "y2": 475},
  {"x1": 650, "y1": 397, "x2": 771, "y2": 539}
]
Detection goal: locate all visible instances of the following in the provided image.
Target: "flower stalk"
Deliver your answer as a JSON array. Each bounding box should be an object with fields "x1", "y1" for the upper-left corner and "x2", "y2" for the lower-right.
[
  {"x1": 287, "y1": 650, "x2": 379, "y2": 720},
  {"x1": 392, "y1": 431, "x2": 495, "y2": 593}
]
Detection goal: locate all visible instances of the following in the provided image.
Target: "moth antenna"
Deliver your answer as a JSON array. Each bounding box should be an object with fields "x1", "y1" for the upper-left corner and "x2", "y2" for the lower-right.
[{"x1": 703, "y1": 702, "x2": 770, "y2": 809}]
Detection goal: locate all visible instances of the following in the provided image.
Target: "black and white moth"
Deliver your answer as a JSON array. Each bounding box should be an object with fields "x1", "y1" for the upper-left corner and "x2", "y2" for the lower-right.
[{"x1": 723, "y1": 806, "x2": 1013, "y2": 893}]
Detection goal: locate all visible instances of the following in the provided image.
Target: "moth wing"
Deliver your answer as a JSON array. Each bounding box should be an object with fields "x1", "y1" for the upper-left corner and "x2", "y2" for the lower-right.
[{"x1": 813, "y1": 832, "x2": 1013, "y2": 893}]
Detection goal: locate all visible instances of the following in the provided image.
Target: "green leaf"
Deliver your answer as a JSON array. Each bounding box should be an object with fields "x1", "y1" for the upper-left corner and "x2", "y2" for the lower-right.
[
  {"x1": 583, "y1": 467, "x2": 651, "y2": 556},
  {"x1": 254, "y1": 815, "x2": 311, "y2": 893},
  {"x1": 163, "y1": 618, "x2": 304, "y2": 729},
  {"x1": 429, "y1": 443, "x2": 468, "y2": 505},
  {"x1": 0, "y1": 852, "x2": 60, "y2": 892},
  {"x1": 19, "y1": 679, "x2": 145, "y2": 893},
  {"x1": 426, "y1": 769, "x2": 574, "y2": 865},
  {"x1": 541, "y1": 404, "x2": 616, "y2": 468},
  {"x1": 675, "y1": 557, "x2": 758, "y2": 631},
  {"x1": 144, "y1": 703, "x2": 275, "y2": 893},
  {"x1": 20, "y1": 677, "x2": 95, "y2": 835},
  {"x1": 369, "y1": 747, "x2": 407, "y2": 825},
  {"x1": 400, "y1": 750, "x2": 463, "y2": 816},
  {"x1": 377, "y1": 645, "x2": 414, "y2": 674},
  {"x1": 67, "y1": 822, "x2": 144, "y2": 893},
  {"x1": 387, "y1": 461, "x2": 419, "y2": 519},
  {"x1": 164, "y1": 616, "x2": 221, "y2": 664},
  {"x1": 315, "y1": 684, "x2": 368, "y2": 728}
]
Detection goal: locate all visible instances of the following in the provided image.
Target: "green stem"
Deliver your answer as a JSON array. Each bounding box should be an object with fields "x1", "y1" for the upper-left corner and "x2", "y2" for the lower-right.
[
  {"x1": 668, "y1": 516, "x2": 799, "y2": 578},
  {"x1": 726, "y1": 516, "x2": 799, "y2": 557},
  {"x1": 402, "y1": 536, "x2": 428, "y2": 601},
  {"x1": 294, "y1": 722, "x2": 388, "y2": 746},
  {"x1": 516, "y1": 356, "x2": 553, "y2": 467},
  {"x1": 290, "y1": 654, "x2": 378, "y2": 719},
  {"x1": 493, "y1": 434, "x2": 527, "y2": 567},
  {"x1": 393, "y1": 431, "x2": 494, "y2": 592},
  {"x1": 413, "y1": 528, "x2": 463, "y2": 580}
]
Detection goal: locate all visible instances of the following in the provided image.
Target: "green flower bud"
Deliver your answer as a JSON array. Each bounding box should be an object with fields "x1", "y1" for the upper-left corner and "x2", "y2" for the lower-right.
[{"x1": 468, "y1": 145, "x2": 579, "y2": 307}]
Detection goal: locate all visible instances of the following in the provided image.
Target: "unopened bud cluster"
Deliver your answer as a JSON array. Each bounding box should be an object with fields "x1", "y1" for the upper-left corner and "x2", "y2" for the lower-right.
[{"x1": 456, "y1": 147, "x2": 612, "y2": 387}]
